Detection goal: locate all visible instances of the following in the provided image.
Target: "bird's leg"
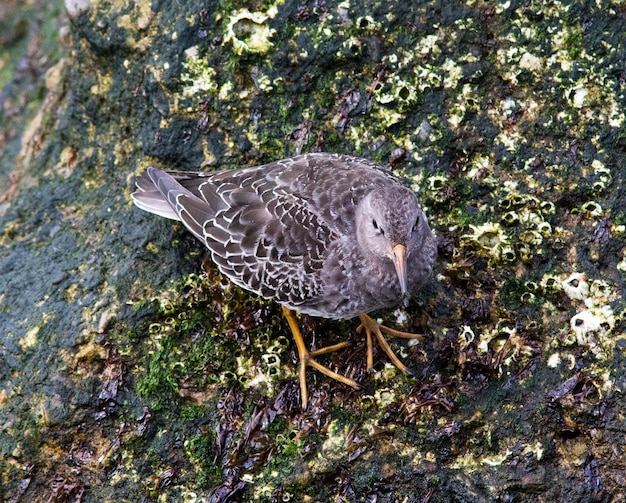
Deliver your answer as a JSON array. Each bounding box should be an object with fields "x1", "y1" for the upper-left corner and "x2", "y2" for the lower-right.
[
  {"x1": 282, "y1": 306, "x2": 361, "y2": 408},
  {"x1": 357, "y1": 313, "x2": 425, "y2": 375}
]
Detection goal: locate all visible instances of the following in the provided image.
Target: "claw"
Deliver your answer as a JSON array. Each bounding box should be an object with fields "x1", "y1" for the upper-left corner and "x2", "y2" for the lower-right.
[{"x1": 357, "y1": 313, "x2": 425, "y2": 374}]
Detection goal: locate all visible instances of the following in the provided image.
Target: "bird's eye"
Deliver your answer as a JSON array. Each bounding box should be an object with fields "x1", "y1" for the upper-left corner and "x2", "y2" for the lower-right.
[{"x1": 372, "y1": 219, "x2": 384, "y2": 235}]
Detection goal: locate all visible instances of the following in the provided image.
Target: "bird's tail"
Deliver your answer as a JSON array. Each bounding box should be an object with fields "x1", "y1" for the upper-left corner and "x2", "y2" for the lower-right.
[{"x1": 131, "y1": 167, "x2": 210, "y2": 242}]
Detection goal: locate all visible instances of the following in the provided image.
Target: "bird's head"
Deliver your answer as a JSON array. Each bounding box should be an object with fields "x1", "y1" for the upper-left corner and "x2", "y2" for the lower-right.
[{"x1": 356, "y1": 185, "x2": 431, "y2": 305}]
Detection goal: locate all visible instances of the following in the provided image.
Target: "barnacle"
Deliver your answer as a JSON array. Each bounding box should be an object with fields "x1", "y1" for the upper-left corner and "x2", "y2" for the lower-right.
[
  {"x1": 482, "y1": 325, "x2": 534, "y2": 372},
  {"x1": 516, "y1": 242, "x2": 533, "y2": 262},
  {"x1": 255, "y1": 331, "x2": 271, "y2": 349},
  {"x1": 496, "y1": 191, "x2": 556, "y2": 263},
  {"x1": 562, "y1": 273, "x2": 589, "y2": 300},
  {"x1": 240, "y1": 352, "x2": 279, "y2": 394},
  {"x1": 558, "y1": 270, "x2": 617, "y2": 360},
  {"x1": 374, "y1": 76, "x2": 418, "y2": 108},
  {"x1": 592, "y1": 181, "x2": 605, "y2": 193},
  {"x1": 225, "y1": 8, "x2": 277, "y2": 55},
  {"x1": 459, "y1": 325, "x2": 476, "y2": 348},
  {"x1": 499, "y1": 192, "x2": 539, "y2": 211},
  {"x1": 501, "y1": 211, "x2": 520, "y2": 226},
  {"x1": 591, "y1": 160, "x2": 612, "y2": 193},
  {"x1": 427, "y1": 174, "x2": 456, "y2": 205},
  {"x1": 355, "y1": 15, "x2": 380, "y2": 30},
  {"x1": 540, "y1": 274, "x2": 561, "y2": 293},
  {"x1": 500, "y1": 246, "x2": 516, "y2": 262},
  {"x1": 568, "y1": 305, "x2": 615, "y2": 357},
  {"x1": 261, "y1": 352, "x2": 282, "y2": 378},
  {"x1": 219, "y1": 370, "x2": 238, "y2": 384},
  {"x1": 428, "y1": 175, "x2": 447, "y2": 191},
  {"x1": 456, "y1": 325, "x2": 477, "y2": 366},
  {"x1": 262, "y1": 353, "x2": 280, "y2": 366},
  {"x1": 519, "y1": 230, "x2": 543, "y2": 246},
  {"x1": 258, "y1": 335, "x2": 290, "y2": 380},
  {"x1": 581, "y1": 201, "x2": 603, "y2": 217},
  {"x1": 536, "y1": 221, "x2": 552, "y2": 237},
  {"x1": 539, "y1": 201, "x2": 556, "y2": 215},
  {"x1": 524, "y1": 281, "x2": 539, "y2": 292},
  {"x1": 487, "y1": 326, "x2": 516, "y2": 353},
  {"x1": 515, "y1": 230, "x2": 544, "y2": 262},
  {"x1": 373, "y1": 387, "x2": 397, "y2": 407},
  {"x1": 270, "y1": 335, "x2": 290, "y2": 352},
  {"x1": 460, "y1": 222, "x2": 510, "y2": 261}
]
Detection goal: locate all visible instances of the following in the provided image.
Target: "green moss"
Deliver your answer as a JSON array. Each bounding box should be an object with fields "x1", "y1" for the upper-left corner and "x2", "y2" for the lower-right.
[
  {"x1": 136, "y1": 340, "x2": 180, "y2": 411},
  {"x1": 185, "y1": 432, "x2": 222, "y2": 488},
  {"x1": 264, "y1": 430, "x2": 301, "y2": 475},
  {"x1": 180, "y1": 404, "x2": 210, "y2": 421},
  {"x1": 563, "y1": 28, "x2": 584, "y2": 60},
  {"x1": 329, "y1": 403, "x2": 358, "y2": 429}
]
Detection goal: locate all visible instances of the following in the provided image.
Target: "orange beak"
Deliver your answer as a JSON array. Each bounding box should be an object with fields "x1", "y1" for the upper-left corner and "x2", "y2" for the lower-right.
[{"x1": 392, "y1": 244, "x2": 409, "y2": 307}]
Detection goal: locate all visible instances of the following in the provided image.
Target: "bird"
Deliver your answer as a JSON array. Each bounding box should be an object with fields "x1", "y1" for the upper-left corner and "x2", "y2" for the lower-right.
[{"x1": 131, "y1": 152, "x2": 436, "y2": 408}]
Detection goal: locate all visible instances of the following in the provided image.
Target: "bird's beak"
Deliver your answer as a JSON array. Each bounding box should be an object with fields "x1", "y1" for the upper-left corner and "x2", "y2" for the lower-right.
[{"x1": 392, "y1": 244, "x2": 409, "y2": 307}]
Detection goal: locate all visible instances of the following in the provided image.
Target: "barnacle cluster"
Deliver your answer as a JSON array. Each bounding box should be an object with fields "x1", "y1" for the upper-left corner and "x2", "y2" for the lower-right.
[
  {"x1": 559, "y1": 272, "x2": 617, "y2": 359},
  {"x1": 258, "y1": 334, "x2": 290, "y2": 381},
  {"x1": 438, "y1": 149, "x2": 622, "y2": 379},
  {"x1": 455, "y1": 322, "x2": 534, "y2": 377},
  {"x1": 350, "y1": 23, "x2": 480, "y2": 153},
  {"x1": 179, "y1": 6, "x2": 278, "y2": 100},
  {"x1": 446, "y1": 174, "x2": 569, "y2": 267},
  {"x1": 520, "y1": 270, "x2": 619, "y2": 364},
  {"x1": 590, "y1": 159, "x2": 612, "y2": 193},
  {"x1": 224, "y1": 323, "x2": 292, "y2": 397}
]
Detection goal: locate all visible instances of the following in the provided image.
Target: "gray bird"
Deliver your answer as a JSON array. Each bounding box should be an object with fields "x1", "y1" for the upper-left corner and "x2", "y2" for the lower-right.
[{"x1": 132, "y1": 153, "x2": 436, "y2": 407}]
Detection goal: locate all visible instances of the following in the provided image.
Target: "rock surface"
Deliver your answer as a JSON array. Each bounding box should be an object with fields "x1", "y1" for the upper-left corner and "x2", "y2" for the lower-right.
[{"x1": 1, "y1": 0, "x2": 625, "y2": 501}]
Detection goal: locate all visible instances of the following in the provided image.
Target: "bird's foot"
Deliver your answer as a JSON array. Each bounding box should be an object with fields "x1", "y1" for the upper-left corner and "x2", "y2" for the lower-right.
[
  {"x1": 282, "y1": 306, "x2": 361, "y2": 409},
  {"x1": 356, "y1": 313, "x2": 425, "y2": 374}
]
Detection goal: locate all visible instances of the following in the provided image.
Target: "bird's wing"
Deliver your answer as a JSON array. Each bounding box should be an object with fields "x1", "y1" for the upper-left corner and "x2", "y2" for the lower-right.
[
  {"x1": 185, "y1": 162, "x2": 336, "y2": 306},
  {"x1": 132, "y1": 168, "x2": 182, "y2": 221}
]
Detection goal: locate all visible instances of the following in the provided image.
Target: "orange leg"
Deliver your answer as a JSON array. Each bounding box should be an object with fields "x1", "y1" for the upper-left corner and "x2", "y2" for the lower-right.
[{"x1": 282, "y1": 306, "x2": 361, "y2": 409}]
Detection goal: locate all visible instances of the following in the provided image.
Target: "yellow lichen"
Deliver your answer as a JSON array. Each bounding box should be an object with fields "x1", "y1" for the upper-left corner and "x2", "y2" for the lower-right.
[
  {"x1": 20, "y1": 325, "x2": 40, "y2": 349},
  {"x1": 181, "y1": 46, "x2": 218, "y2": 98}
]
